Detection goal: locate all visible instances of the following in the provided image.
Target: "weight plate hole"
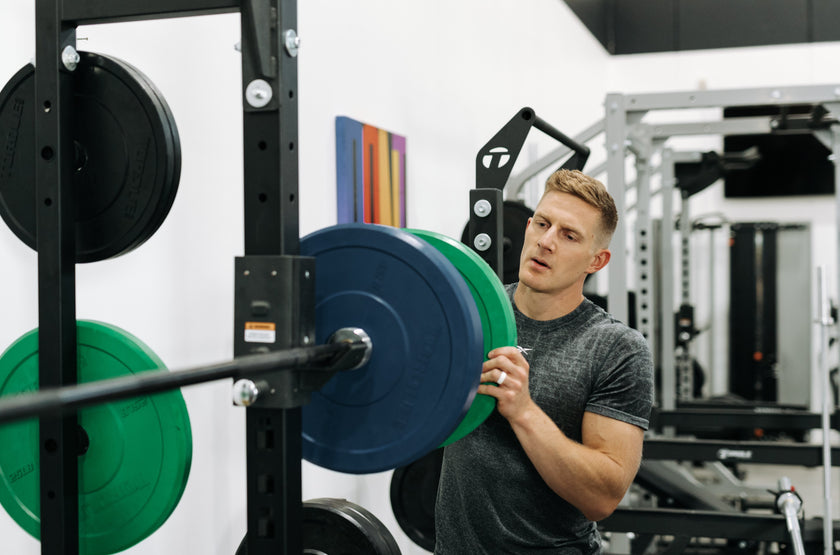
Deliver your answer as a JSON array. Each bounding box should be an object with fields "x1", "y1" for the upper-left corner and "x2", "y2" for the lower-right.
[
  {"x1": 44, "y1": 438, "x2": 57, "y2": 452},
  {"x1": 43, "y1": 101, "x2": 51, "y2": 112},
  {"x1": 43, "y1": 198, "x2": 52, "y2": 207},
  {"x1": 258, "y1": 193, "x2": 267, "y2": 203},
  {"x1": 77, "y1": 424, "x2": 90, "y2": 456},
  {"x1": 258, "y1": 140, "x2": 267, "y2": 151},
  {"x1": 41, "y1": 146, "x2": 54, "y2": 160},
  {"x1": 74, "y1": 140, "x2": 88, "y2": 173}
]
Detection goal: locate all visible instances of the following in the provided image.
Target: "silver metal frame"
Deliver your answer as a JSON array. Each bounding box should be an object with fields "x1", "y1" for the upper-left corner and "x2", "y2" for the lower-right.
[
  {"x1": 610, "y1": 85, "x2": 839, "y2": 554},
  {"x1": 605, "y1": 85, "x2": 840, "y2": 333},
  {"x1": 507, "y1": 85, "x2": 840, "y2": 333}
]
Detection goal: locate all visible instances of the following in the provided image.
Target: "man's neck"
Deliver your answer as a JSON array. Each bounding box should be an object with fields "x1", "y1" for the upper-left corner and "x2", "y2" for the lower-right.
[{"x1": 513, "y1": 283, "x2": 585, "y2": 321}]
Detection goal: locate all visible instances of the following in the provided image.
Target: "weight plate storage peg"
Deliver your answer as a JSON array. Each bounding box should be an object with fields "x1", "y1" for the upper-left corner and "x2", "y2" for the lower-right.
[
  {"x1": 235, "y1": 497, "x2": 401, "y2": 555},
  {"x1": 0, "y1": 51, "x2": 181, "y2": 263},
  {"x1": 0, "y1": 320, "x2": 192, "y2": 555},
  {"x1": 408, "y1": 229, "x2": 517, "y2": 446},
  {"x1": 300, "y1": 223, "x2": 484, "y2": 474}
]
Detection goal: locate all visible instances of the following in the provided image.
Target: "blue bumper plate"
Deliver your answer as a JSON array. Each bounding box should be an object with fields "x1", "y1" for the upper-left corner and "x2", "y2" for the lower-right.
[{"x1": 300, "y1": 224, "x2": 483, "y2": 474}]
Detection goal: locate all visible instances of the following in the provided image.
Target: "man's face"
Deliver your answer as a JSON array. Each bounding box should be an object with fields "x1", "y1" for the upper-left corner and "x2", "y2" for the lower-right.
[{"x1": 517, "y1": 191, "x2": 608, "y2": 295}]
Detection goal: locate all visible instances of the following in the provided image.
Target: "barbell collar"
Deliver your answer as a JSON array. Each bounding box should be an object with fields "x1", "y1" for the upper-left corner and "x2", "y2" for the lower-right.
[{"x1": 327, "y1": 327, "x2": 372, "y2": 371}]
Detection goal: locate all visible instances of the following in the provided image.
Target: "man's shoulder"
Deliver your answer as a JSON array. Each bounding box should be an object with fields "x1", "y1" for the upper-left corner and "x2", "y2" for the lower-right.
[{"x1": 580, "y1": 300, "x2": 649, "y2": 349}]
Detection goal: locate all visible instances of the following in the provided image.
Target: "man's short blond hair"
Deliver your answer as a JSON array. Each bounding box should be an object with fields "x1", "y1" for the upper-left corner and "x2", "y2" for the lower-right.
[{"x1": 542, "y1": 169, "x2": 618, "y2": 248}]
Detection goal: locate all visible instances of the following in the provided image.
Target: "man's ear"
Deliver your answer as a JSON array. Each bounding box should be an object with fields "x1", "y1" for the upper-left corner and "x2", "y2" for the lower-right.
[
  {"x1": 587, "y1": 249, "x2": 611, "y2": 273},
  {"x1": 526, "y1": 217, "x2": 532, "y2": 230}
]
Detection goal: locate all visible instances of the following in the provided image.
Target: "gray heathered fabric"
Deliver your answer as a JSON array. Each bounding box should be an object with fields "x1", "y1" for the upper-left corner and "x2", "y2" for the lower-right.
[{"x1": 434, "y1": 283, "x2": 654, "y2": 554}]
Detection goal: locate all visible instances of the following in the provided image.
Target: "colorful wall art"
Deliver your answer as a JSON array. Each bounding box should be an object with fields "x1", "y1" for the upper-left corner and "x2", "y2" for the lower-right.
[{"x1": 336, "y1": 116, "x2": 406, "y2": 227}]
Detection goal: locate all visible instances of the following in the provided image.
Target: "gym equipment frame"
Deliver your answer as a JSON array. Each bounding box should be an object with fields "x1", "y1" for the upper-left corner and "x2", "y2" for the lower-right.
[
  {"x1": 23, "y1": 1, "x2": 317, "y2": 554},
  {"x1": 506, "y1": 85, "x2": 840, "y2": 336},
  {"x1": 508, "y1": 84, "x2": 840, "y2": 415},
  {"x1": 5, "y1": 1, "x2": 501, "y2": 551},
  {"x1": 607, "y1": 87, "x2": 840, "y2": 554}
]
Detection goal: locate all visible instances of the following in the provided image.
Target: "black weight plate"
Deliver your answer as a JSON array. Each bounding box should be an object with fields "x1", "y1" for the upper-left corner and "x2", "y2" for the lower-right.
[
  {"x1": 302, "y1": 498, "x2": 402, "y2": 555},
  {"x1": 0, "y1": 51, "x2": 180, "y2": 263},
  {"x1": 90, "y1": 56, "x2": 176, "y2": 258},
  {"x1": 300, "y1": 224, "x2": 484, "y2": 474},
  {"x1": 106, "y1": 55, "x2": 181, "y2": 256},
  {"x1": 460, "y1": 200, "x2": 533, "y2": 284},
  {"x1": 389, "y1": 447, "x2": 443, "y2": 552},
  {"x1": 235, "y1": 498, "x2": 402, "y2": 555}
]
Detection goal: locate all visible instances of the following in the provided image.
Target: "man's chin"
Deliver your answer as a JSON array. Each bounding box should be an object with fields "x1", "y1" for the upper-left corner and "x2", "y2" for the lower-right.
[{"x1": 517, "y1": 273, "x2": 543, "y2": 292}]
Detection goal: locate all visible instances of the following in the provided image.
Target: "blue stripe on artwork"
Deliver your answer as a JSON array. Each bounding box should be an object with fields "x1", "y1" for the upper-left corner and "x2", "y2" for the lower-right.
[{"x1": 336, "y1": 116, "x2": 365, "y2": 223}]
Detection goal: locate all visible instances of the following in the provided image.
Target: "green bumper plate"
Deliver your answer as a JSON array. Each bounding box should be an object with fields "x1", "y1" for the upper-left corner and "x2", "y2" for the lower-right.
[
  {"x1": 0, "y1": 320, "x2": 192, "y2": 555},
  {"x1": 408, "y1": 229, "x2": 517, "y2": 446}
]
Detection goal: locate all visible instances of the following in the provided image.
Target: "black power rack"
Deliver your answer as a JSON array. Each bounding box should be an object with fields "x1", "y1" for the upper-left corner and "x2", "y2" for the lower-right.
[{"x1": 32, "y1": 1, "x2": 305, "y2": 554}]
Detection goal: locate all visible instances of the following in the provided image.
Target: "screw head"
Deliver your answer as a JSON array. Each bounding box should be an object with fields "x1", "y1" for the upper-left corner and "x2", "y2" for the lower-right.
[
  {"x1": 283, "y1": 29, "x2": 300, "y2": 57},
  {"x1": 61, "y1": 45, "x2": 80, "y2": 71},
  {"x1": 245, "y1": 79, "x2": 273, "y2": 108},
  {"x1": 232, "y1": 379, "x2": 260, "y2": 407},
  {"x1": 473, "y1": 233, "x2": 492, "y2": 252},
  {"x1": 473, "y1": 199, "x2": 492, "y2": 218}
]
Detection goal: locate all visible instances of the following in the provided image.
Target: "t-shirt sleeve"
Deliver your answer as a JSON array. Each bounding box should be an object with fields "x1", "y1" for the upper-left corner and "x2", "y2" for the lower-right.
[{"x1": 585, "y1": 326, "x2": 654, "y2": 430}]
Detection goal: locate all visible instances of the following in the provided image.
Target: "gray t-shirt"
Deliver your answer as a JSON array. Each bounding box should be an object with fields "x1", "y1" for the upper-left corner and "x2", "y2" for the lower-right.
[{"x1": 435, "y1": 283, "x2": 654, "y2": 554}]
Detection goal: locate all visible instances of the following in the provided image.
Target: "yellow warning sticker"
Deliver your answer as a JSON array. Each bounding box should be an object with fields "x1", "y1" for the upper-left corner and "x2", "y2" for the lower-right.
[{"x1": 244, "y1": 322, "x2": 276, "y2": 343}]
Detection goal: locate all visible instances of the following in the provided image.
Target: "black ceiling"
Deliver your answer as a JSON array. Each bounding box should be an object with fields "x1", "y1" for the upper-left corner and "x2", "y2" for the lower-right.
[{"x1": 563, "y1": 0, "x2": 840, "y2": 55}]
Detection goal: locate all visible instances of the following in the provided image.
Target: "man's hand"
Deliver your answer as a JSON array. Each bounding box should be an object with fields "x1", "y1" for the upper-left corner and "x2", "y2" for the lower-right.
[{"x1": 477, "y1": 346, "x2": 536, "y2": 422}]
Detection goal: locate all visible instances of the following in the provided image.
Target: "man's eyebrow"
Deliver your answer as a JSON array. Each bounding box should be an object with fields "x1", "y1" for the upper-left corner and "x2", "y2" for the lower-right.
[
  {"x1": 535, "y1": 212, "x2": 584, "y2": 237},
  {"x1": 560, "y1": 225, "x2": 585, "y2": 237}
]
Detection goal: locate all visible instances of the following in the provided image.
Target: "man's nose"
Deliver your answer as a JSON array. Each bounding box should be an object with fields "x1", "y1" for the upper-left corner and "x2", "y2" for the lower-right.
[{"x1": 537, "y1": 230, "x2": 556, "y2": 251}]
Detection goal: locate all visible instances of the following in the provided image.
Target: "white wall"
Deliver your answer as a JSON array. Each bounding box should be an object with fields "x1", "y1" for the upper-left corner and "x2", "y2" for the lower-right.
[{"x1": 0, "y1": 2, "x2": 608, "y2": 554}]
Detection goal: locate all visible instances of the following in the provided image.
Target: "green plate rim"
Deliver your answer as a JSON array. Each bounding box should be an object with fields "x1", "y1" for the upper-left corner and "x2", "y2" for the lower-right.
[{"x1": 407, "y1": 229, "x2": 517, "y2": 446}]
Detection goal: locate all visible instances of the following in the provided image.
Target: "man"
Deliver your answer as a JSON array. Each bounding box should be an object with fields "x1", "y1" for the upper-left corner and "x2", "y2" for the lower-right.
[{"x1": 435, "y1": 169, "x2": 654, "y2": 553}]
